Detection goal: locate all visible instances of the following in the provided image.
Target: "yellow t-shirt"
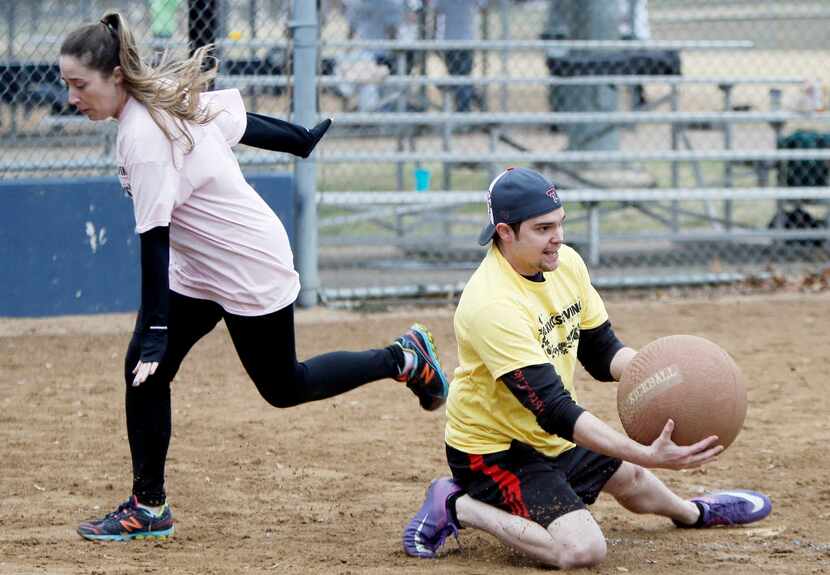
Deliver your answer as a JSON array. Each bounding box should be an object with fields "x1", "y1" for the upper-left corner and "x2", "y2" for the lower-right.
[{"x1": 445, "y1": 243, "x2": 610, "y2": 458}]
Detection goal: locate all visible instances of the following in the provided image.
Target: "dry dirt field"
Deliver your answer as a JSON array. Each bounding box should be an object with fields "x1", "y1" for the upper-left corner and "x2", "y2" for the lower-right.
[{"x1": 1, "y1": 291, "x2": 829, "y2": 575}]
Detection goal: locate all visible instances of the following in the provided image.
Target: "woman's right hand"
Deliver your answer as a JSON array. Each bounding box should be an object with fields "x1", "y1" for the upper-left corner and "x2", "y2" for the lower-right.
[
  {"x1": 132, "y1": 359, "x2": 159, "y2": 387},
  {"x1": 131, "y1": 327, "x2": 167, "y2": 387},
  {"x1": 645, "y1": 419, "x2": 723, "y2": 470}
]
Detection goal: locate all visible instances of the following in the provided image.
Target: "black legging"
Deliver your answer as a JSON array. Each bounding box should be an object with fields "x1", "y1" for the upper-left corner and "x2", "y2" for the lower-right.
[{"x1": 125, "y1": 290, "x2": 402, "y2": 505}]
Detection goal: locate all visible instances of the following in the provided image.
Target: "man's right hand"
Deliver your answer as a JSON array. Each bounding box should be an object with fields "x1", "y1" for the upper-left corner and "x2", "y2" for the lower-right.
[
  {"x1": 645, "y1": 419, "x2": 723, "y2": 470},
  {"x1": 572, "y1": 411, "x2": 723, "y2": 470}
]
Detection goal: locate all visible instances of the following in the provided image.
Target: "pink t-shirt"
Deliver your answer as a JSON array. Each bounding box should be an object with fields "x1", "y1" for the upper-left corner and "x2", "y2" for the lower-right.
[{"x1": 116, "y1": 89, "x2": 300, "y2": 316}]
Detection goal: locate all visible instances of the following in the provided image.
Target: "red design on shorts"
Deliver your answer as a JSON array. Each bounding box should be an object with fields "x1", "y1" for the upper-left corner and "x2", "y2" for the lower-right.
[{"x1": 469, "y1": 454, "x2": 530, "y2": 518}]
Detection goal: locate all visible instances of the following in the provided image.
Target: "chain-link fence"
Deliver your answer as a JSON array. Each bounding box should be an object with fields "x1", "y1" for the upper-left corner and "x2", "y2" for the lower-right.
[
  {"x1": 2, "y1": 0, "x2": 829, "y2": 303},
  {"x1": 0, "y1": 0, "x2": 296, "y2": 177}
]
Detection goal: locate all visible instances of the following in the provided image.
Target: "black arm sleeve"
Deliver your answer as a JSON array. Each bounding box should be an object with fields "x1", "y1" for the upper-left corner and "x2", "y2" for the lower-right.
[
  {"x1": 501, "y1": 364, "x2": 585, "y2": 442},
  {"x1": 239, "y1": 113, "x2": 331, "y2": 158},
  {"x1": 137, "y1": 226, "x2": 170, "y2": 363},
  {"x1": 577, "y1": 320, "x2": 625, "y2": 382}
]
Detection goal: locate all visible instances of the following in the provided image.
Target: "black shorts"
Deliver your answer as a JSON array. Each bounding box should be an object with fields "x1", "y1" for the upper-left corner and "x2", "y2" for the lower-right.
[{"x1": 446, "y1": 441, "x2": 622, "y2": 528}]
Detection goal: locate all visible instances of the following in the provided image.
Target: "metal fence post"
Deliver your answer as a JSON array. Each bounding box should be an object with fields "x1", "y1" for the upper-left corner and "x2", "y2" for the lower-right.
[
  {"x1": 188, "y1": 0, "x2": 218, "y2": 62},
  {"x1": 7, "y1": 0, "x2": 17, "y2": 135},
  {"x1": 291, "y1": 0, "x2": 319, "y2": 307}
]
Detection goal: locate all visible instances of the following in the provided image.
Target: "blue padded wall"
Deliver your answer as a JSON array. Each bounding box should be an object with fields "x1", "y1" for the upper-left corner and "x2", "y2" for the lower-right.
[{"x1": 0, "y1": 173, "x2": 294, "y2": 317}]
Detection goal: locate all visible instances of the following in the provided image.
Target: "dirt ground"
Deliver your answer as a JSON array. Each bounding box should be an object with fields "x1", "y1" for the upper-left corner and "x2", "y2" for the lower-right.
[{"x1": 1, "y1": 291, "x2": 829, "y2": 575}]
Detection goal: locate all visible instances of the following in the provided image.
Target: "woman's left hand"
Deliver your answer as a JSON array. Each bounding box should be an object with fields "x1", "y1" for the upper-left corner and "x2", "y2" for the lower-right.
[{"x1": 132, "y1": 360, "x2": 159, "y2": 387}]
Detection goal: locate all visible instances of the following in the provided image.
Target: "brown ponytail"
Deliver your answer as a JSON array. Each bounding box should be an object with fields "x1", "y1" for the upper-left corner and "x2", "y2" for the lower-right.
[{"x1": 61, "y1": 11, "x2": 219, "y2": 153}]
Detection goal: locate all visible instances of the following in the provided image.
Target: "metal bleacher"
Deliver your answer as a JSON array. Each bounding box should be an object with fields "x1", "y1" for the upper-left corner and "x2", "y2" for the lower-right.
[{"x1": 300, "y1": 39, "x2": 829, "y2": 297}]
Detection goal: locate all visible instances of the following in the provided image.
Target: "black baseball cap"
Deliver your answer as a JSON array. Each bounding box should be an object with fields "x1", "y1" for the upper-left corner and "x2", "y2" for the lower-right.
[{"x1": 478, "y1": 167, "x2": 563, "y2": 245}]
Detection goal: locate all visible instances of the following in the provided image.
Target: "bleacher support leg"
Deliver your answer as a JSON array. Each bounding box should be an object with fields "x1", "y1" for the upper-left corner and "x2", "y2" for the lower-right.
[
  {"x1": 442, "y1": 93, "x2": 452, "y2": 190},
  {"x1": 587, "y1": 202, "x2": 601, "y2": 266},
  {"x1": 670, "y1": 84, "x2": 680, "y2": 233},
  {"x1": 721, "y1": 83, "x2": 735, "y2": 230}
]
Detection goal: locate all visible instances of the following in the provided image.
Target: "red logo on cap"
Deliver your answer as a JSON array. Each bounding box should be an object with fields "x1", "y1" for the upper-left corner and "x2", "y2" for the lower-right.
[{"x1": 546, "y1": 185, "x2": 560, "y2": 203}]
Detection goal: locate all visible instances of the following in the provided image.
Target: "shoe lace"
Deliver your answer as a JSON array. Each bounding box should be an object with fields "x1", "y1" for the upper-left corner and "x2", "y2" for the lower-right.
[
  {"x1": 707, "y1": 498, "x2": 746, "y2": 524},
  {"x1": 104, "y1": 499, "x2": 135, "y2": 520}
]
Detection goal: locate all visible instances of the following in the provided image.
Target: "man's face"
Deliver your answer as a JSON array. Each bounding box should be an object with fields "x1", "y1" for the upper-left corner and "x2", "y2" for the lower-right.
[{"x1": 497, "y1": 208, "x2": 566, "y2": 275}]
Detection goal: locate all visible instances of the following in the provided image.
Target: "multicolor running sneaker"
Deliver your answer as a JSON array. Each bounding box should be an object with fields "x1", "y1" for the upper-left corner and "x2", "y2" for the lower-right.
[
  {"x1": 403, "y1": 477, "x2": 462, "y2": 558},
  {"x1": 394, "y1": 323, "x2": 449, "y2": 411},
  {"x1": 77, "y1": 496, "x2": 174, "y2": 541},
  {"x1": 674, "y1": 489, "x2": 772, "y2": 528}
]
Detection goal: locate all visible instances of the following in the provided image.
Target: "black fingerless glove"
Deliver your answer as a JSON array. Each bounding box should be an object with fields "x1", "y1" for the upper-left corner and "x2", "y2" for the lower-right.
[
  {"x1": 241, "y1": 113, "x2": 331, "y2": 158},
  {"x1": 139, "y1": 326, "x2": 168, "y2": 363},
  {"x1": 138, "y1": 226, "x2": 170, "y2": 364}
]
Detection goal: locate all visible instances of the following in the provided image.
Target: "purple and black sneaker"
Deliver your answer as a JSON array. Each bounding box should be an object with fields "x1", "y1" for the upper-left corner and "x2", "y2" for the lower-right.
[
  {"x1": 674, "y1": 489, "x2": 772, "y2": 528},
  {"x1": 403, "y1": 477, "x2": 462, "y2": 558}
]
